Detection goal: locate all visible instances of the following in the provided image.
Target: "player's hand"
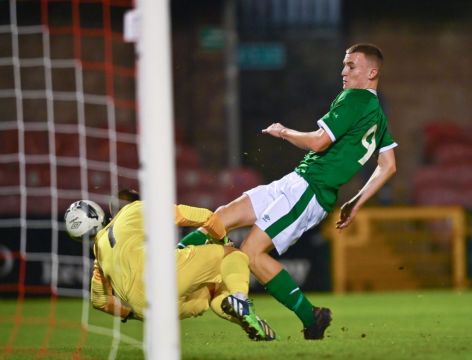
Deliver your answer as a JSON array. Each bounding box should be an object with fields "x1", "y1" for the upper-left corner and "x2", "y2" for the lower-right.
[
  {"x1": 336, "y1": 201, "x2": 358, "y2": 229},
  {"x1": 262, "y1": 123, "x2": 287, "y2": 138},
  {"x1": 122, "y1": 309, "x2": 140, "y2": 322}
]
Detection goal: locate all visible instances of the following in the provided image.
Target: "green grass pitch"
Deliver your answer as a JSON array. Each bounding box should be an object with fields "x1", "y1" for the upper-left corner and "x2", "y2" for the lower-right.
[{"x1": 1, "y1": 290, "x2": 471, "y2": 359}]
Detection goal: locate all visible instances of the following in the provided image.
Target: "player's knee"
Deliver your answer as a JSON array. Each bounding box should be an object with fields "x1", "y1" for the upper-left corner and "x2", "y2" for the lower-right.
[
  {"x1": 241, "y1": 234, "x2": 273, "y2": 273},
  {"x1": 214, "y1": 204, "x2": 235, "y2": 228},
  {"x1": 215, "y1": 194, "x2": 255, "y2": 229},
  {"x1": 239, "y1": 244, "x2": 260, "y2": 271},
  {"x1": 247, "y1": 252, "x2": 271, "y2": 276}
]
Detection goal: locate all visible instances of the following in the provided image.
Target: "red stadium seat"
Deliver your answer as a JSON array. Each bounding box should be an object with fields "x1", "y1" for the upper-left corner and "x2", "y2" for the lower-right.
[
  {"x1": 414, "y1": 184, "x2": 461, "y2": 206},
  {"x1": 57, "y1": 166, "x2": 82, "y2": 189},
  {"x1": 88, "y1": 169, "x2": 111, "y2": 192},
  {"x1": 116, "y1": 123, "x2": 137, "y2": 135},
  {"x1": 0, "y1": 129, "x2": 18, "y2": 155},
  {"x1": 0, "y1": 195, "x2": 21, "y2": 215},
  {"x1": 116, "y1": 141, "x2": 139, "y2": 169},
  {"x1": 55, "y1": 133, "x2": 80, "y2": 157},
  {"x1": 177, "y1": 168, "x2": 217, "y2": 193},
  {"x1": 117, "y1": 176, "x2": 140, "y2": 192},
  {"x1": 27, "y1": 195, "x2": 51, "y2": 215},
  {"x1": 413, "y1": 165, "x2": 472, "y2": 209},
  {"x1": 431, "y1": 143, "x2": 472, "y2": 165},
  {"x1": 25, "y1": 164, "x2": 50, "y2": 187},
  {"x1": 414, "y1": 164, "x2": 472, "y2": 190},
  {"x1": 177, "y1": 190, "x2": 226, "y2": 210},
  {"x1": 422, "y1": 121, "x2": 470, "y2": 162},
  {"x1": 0, "y1": 163, "x2": 20, "y2": 187},
  {"x1": 24, "y1": 131, "x2": 50, "y2": 155},
  {"x1": 87, "y1": 137, "x2": 109, "y2": 162},
  {"x1": 218, "y1": 167, "x2": 263, "y2": 201},
  {"x1": 176, "y1": 143, "x2": 201, "y2": 168}
]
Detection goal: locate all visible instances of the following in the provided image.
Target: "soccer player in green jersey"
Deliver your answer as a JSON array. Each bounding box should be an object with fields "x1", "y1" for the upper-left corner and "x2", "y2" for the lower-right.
[{"x1": 207, "y1": 43, "x2": 398, "y2": 339}]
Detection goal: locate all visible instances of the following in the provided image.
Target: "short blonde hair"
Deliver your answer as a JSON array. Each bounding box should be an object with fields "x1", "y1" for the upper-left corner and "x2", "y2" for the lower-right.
[{"x1": 346, "y1": 43, "x2": 383, "y2": 68}]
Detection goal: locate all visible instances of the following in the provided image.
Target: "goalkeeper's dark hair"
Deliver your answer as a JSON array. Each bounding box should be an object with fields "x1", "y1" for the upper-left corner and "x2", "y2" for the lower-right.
[
  {"x1": 118, "y1": 188, "x2": 141, "y2": 202},
  {"x1": 346, "y1": 43, "x2": 384, "y2": 68}
]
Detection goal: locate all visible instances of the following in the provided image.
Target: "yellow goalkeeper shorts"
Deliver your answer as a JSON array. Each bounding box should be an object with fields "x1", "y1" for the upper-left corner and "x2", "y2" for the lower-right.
[{"x1": 176, "y1": 244, "x2": 225, "y2": 298}]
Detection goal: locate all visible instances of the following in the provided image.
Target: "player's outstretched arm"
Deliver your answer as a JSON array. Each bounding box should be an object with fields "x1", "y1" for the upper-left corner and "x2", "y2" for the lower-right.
[
  {"x1": 176, "y1": 204, "x2": 227, "y2": 239},
  {"x1": 262, "y1": 123, "x2": 332, "y2": 152},
  {"x1": 175, "y1": 204, "x2": 213, "y2": 227},
  {"x1": 336, "y1": 148, "x2": 397, "y2": 229},
  {"x1": 90, "y1": 261, "x2": 139, "y2": 321}
]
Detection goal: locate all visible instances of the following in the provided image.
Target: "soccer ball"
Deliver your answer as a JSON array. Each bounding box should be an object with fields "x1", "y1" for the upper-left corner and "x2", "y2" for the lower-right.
[{"x1": 64, "y1": 200, "x2": 106, "y2": 240}]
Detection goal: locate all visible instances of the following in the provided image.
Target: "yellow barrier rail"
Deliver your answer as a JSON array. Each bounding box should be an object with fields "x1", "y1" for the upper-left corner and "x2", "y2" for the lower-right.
[{"x1": 324, "y1": 206, "x2": 467, "y2": 293}]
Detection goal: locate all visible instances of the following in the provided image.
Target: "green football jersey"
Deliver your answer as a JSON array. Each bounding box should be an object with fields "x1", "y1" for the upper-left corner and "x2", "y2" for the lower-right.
[{"x1": 295, "y1": 89, "x2": 397, "y2": 212}]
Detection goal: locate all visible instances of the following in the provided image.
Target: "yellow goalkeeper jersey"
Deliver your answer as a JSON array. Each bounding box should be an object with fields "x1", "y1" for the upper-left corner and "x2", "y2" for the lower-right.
[
  {"x1": 91, "y1": 200, "x2": 225, "y2": 318},
  {"x1": 94, "y1": 200, "x2": 146, "y2": 316}
]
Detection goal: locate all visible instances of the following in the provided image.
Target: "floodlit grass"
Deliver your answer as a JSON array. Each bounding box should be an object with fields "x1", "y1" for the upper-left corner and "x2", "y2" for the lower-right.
[{"x1": 1, "y1": 290, "x2": 472, "y2": 359}]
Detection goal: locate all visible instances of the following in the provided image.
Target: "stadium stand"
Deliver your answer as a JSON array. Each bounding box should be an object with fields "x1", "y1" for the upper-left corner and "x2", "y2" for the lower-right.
[{"x1": 413, "y1": 121, "x2": 472, "y2": 208}]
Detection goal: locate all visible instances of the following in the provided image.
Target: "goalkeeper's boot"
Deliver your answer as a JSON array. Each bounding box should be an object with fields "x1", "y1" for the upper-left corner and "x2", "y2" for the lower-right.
[
  {"x1": 221, "y1": 295, "x2": 276, "y2": 341},
  {"x1": 303, "y1": 307, "x2": 332, "y2": 340}
]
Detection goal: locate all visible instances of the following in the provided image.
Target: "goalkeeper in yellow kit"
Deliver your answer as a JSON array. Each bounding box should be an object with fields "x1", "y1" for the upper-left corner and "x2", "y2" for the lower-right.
[{"x1": 64, "y1": 196, "x2": 275, "y2": 341}]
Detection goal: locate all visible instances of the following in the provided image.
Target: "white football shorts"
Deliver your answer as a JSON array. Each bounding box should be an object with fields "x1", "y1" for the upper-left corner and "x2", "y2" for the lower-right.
[{"x1": 244, "y1": 171, "x2": 327, "y2": 255}]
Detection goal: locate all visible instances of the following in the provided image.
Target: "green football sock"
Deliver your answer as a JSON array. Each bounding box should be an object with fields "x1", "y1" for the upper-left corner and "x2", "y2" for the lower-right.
[
  {"x1": 264, "y1": 269, "x2": 315, "y2": 327},
  {"x1": 177, "y1": 230, "x2": 208, "y2": 249}
]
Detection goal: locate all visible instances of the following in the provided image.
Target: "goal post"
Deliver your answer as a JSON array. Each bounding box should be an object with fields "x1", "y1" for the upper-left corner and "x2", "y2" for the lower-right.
[
  {"x1": 135, "y1": 1, "x2": 180, "y2": 360},
  {"x1": 2, "y1": 0, "x2": 178, "y2": 357}
]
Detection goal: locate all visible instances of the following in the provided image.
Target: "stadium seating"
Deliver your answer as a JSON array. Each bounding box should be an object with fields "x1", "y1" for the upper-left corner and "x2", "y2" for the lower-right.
[
  {"x1": 0, "y1": 130, "x2": 18, "y2": 154},
  {"x1": 431, "y1": 143, "x2": 472, "y2": 165},
  {"x1": 175, "y1": 144, "x2": 264, "y2": 209},
  {"x1": 218, "y1": 167, "x2": 263, "y2": 200},
  {"x1": 413, "y1": 121, "x2": 472, "y2": 209},
  {"x1": 116, "y1": 141, "x2": 139, "y2": 168},
  {"x1": 55, "y1": 133, "x2": 81, "y2": 157},
  {"x1": 56, "y1": 166, "x2": 82, "y2": 189},
  {"x1": 25, "y1": 131, "x2": 49, "y2": 155},
  {"x1": 0, "y1": 163, "x2": 20, "y2": 187},
  {"x1": 422, "y1": 121, "x2": 471, "y2": 162},
  {"x1": 25, "y1": 164, "x2": 50, "y2": 188},
  {"x1": 176, "y1": 143, "x2": 201, "y2": 168}
]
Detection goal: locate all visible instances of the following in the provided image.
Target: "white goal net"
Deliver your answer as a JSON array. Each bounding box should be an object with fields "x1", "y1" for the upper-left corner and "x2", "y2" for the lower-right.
[{"x1": 0, "y1": 0, "x2": 143, "y2": 357}]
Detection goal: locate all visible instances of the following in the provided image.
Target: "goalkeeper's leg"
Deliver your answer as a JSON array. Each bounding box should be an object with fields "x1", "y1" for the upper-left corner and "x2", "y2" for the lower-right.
[
  {"x1": 179, "y1": 286, "x2": 211, "y2": 319},
  {"x1": 211, "y1": 249, "x2": 276, "y2": 341},
  {"x1": 209, "y1": 249, "x2": 250, "y2": 323},
  {"x1": 176, "y1": 245, "x2": 275, "y2": 340}
]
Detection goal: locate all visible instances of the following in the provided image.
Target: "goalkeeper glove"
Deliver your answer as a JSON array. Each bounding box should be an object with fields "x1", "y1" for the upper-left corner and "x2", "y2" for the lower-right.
[{"x1": 121, "y1": 310, "x2": 136, "y2": 323}]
